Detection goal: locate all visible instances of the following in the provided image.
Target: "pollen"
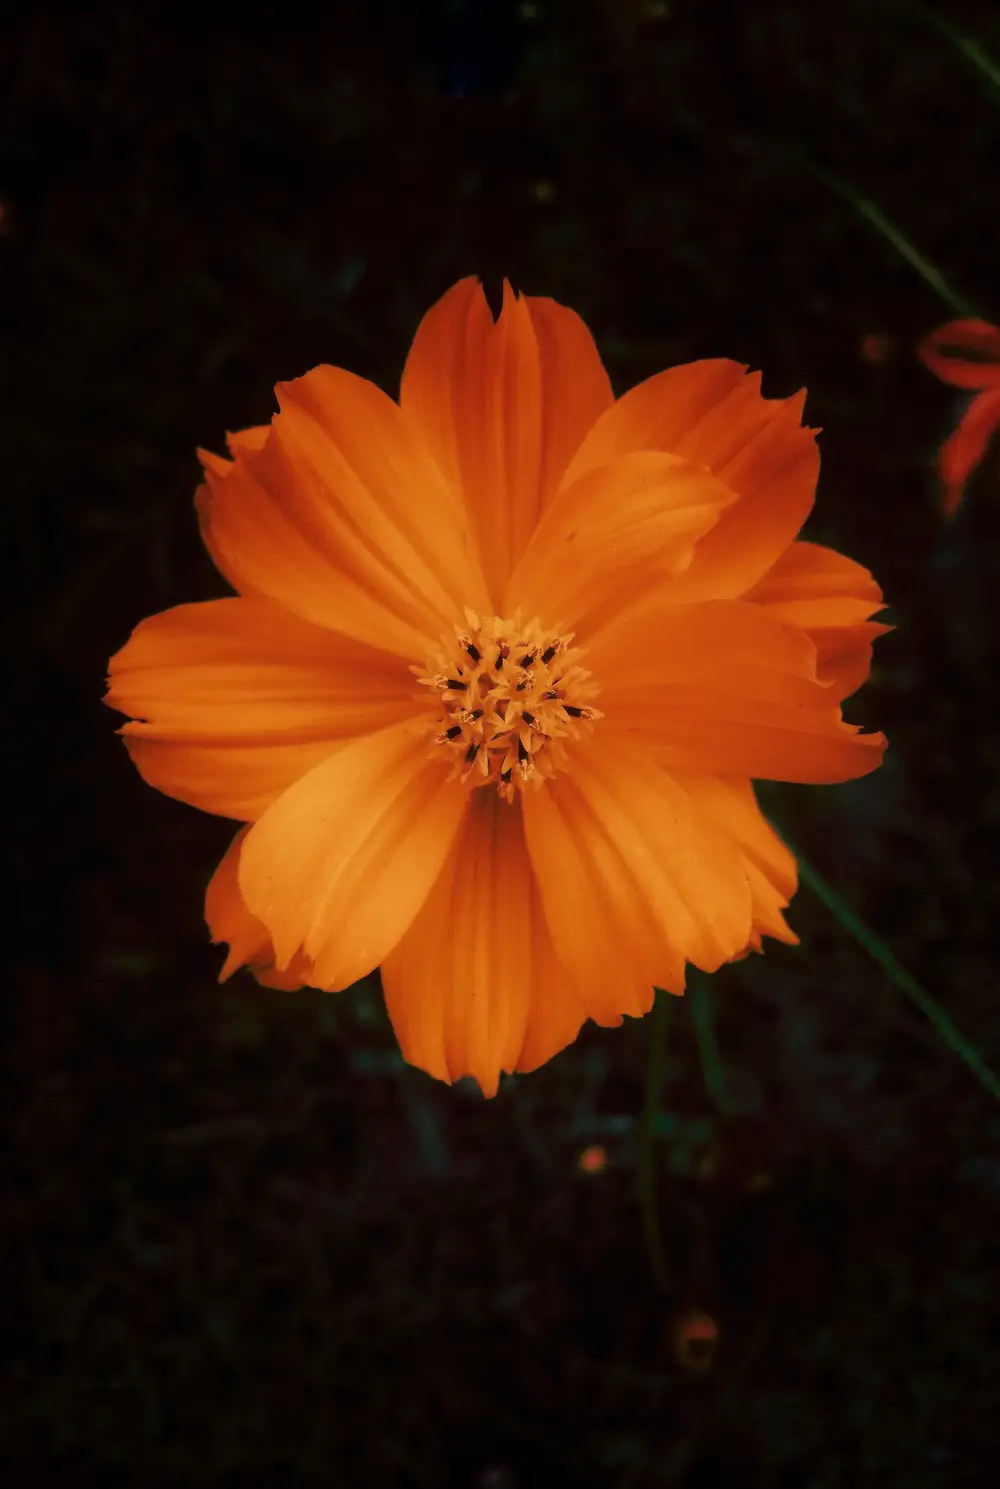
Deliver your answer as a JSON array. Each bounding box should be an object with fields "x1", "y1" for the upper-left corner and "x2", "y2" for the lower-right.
[{"x1": 413, "y1": 608, "x2": 603, "y2": 802}]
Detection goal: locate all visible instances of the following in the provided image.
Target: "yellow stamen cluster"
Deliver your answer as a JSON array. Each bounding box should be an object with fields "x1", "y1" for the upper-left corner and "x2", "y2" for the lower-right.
[{"x1": 415, "y1": 609, "x2": 603, "y2": 802}]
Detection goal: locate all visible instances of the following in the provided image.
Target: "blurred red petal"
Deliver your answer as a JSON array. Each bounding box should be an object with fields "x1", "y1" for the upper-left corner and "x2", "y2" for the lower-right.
[
  {"x1": 918, "y1": 319, "x2": 1000, "y2": 390},
  {"x1": 938, "y1": 385, "x2": 1000, "y2": 517}
]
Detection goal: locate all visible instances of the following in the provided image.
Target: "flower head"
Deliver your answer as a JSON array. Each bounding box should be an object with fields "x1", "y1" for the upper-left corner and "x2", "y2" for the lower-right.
[
  {"x1": 106, "y1": 279, "x2": 887, "y2": 1095},
  {"x1": 918, "y1": 318, "x2": 1000, "y2": 516}
]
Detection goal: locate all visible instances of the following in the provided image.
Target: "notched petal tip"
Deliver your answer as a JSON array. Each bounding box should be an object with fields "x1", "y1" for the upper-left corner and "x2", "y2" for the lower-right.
[
  {"x1": 500, "y1": 276, "x2": 520, "y2": 314},
  {"x1": 227, "y1": 425, "x2": 271, "y2": 457},
  {"x1": 205, "y1": 828, "x2": 316, "y2": 990},
  {"x1": 197, "y1": 446, "x2": 231, "y2": 477},
  {"x1": 197, "y1": 425, "x2": 272, "y2": 476},
  {"x1": 831, "y1": 725, "x2": 888, "y2": 781}
]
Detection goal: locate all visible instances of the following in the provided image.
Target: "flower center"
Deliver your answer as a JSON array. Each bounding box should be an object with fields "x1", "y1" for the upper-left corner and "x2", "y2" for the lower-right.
[{"x1": 414, "y1": 609, "x2": 603, "y2": 803}]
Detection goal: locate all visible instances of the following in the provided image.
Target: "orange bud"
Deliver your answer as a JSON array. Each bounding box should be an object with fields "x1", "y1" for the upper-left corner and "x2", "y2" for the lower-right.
[
  {"x1": 673, "y1": 1311, "x2": 719, "y2": 1370},
  {"x1": 578, "y1": 1144, "x2": 608, "y2": 1173}
]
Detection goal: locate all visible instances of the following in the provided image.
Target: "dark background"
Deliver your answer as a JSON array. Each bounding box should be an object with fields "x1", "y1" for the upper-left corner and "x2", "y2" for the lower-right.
[{"x1": 4, "y1": 1, "x2": 1000, "y2": 1485}]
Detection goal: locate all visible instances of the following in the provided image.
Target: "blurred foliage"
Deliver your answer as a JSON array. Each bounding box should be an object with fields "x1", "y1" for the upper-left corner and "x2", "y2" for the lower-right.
[{"x1": 3, "y1": 0, "x2": 1000, "y2": 1485}]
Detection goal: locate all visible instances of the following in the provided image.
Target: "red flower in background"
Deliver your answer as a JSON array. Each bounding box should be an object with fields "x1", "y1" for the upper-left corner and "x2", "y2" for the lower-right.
[{"x1": 918, "y1": 319, "x2": 1000, "y2": 516}]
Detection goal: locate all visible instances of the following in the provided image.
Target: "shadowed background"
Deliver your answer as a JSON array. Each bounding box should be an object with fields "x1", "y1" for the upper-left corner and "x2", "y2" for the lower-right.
[{"x1": 3, "y1": 1, "x2": 1000, "y2": 1485}]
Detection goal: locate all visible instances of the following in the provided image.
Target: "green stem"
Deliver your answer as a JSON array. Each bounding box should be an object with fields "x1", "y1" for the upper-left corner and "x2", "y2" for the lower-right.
[
  {"x1": 914, "y1": 4, "x2": 1000, "y2": 104},
  {"x1": 806, "y1": 163, "x2": 977, "y2": 319},
  {"x1": 792, "y1": 844, "x2": 1000, "y2": 1104},
  {"x1": 638, "y1": 988, "x2": 670, "y2": 1293},
  {"x1": 690, "y1": 974, "x2": 728, "y2": 1111}
]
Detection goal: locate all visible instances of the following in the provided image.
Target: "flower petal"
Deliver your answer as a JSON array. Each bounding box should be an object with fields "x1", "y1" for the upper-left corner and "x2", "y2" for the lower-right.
[
  {"x1": 196, "y1": 424, "x2": 270, "y2": 476},
  {"x1": 205, "y1": 827, "x2": 313, "y2": 988},
  {"x1": 238, "y1": 723, "x2": 468, "y2": 992},
  {"x1": 205, "y1": 827, "x2": 272, "y2": 977},
  {"x1": 197, "y1": 368, "x2": 488, "y2": 655},
  {"x1": 564, "y1": 359, "x2": 749, "y2": 473},
  {"x1": 400, "y1": 278, "x2": 613, "y2": 607},
  {"x1": 588, "y1": 597, "x2": 886, "y2": 783},
  {"x1": 522, "y1": 736, "x2": 754, "y2": 1021},
  {"x1": 514, "y1": 932, "x2": 591, "y2": 1078},
  {"x1": 918, "y1": 319, "x2": 1000, "y2": 390},
  {"x1": 806, "y1": 622, "x2": 891, "y2": 699},
  {"x1": 106, "y1": 597, "x2": 415, "y2": 819},
  {"x1": 505, "y1": 450, "x2": 737, "y2": 633},
  {"x1": 381, "y1": 791, "x2": 588, "y2": 1096},
  {"x1": 937, "y1": 385, "x2": 1000, "y2": 517},
  {"x1": 563, "y1": 361, "x2": 819, "y2": 600},
  {"x1": 121, "y1": 738, "x2": 341, "y2": 824},
  {"x1": 745, "y1": 540, "x2": 890, "y2": 698},
  {"x1": 226, "y1": 426, "x2": 270, "y2": 457},
  {"x1": 524, "y1": 291, "x2": 616, "y2": 504},
  {"x1": 745, "y1": 541, "x2": 885, "y2": 626},
  {"x1": 674, "y1": 776, "x2": 799, "y2": 948}
]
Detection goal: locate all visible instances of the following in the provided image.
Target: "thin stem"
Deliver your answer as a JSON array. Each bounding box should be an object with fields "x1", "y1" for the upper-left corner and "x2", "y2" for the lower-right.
[
  {"x1": 914, "y1": 4, "x2": 1000, "y2": 104},
  {"x1": 792, "y1": 844, "x2": 1000, "y2": 1104},
  {"x1": 689, "y1": 974, "x2": 728, "y2": 1111},
  {"x1": 638, "y1": 987, "x2": 670, "y2": 1293},
  {"x1": 806, "y1": 163, "x2": 977, "y2": 319}
]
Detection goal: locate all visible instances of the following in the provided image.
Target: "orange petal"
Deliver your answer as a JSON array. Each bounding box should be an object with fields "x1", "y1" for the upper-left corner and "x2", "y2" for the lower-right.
[
  {"x1": 226, "y1": 426, "x2": 270, "y2": 457},
  {"x1": 918, "y1": 319, "x2": 1000, "y2": 390},
  {"x1": 564, "y1": 361, "x2": 819, "y2": 600},
  {"x1": 400, "y1": 278, "x2": 613, "y2": 607},
  {"x1": 515, "y1": 922, "x2": 592, "y2": 1077},
  {"x1": 205, "y1": 827, "x2": 273, "y2": 977},
  {"x1": 505, "y1": 450, "x2": 737, "y2": 633},
  {"x1": 745, "y1": 540, "x2": 889, "y2": 698},
  {"x1": 523, "y1": 291, "x2": 615, "y2": 505},
  {"x1": 197, "y1": 448, "x2": 232, "y2": 478},
  {"x1": 121, "y1": 737, "x2": 341, "y2": 824},
  {"x1": 564, "y1": 359, "x2": 749, "y2": 474},
  {"x1": 675, "y1": 776, "x2": 799, "y2": 947},
  {"x1": 381, "y1": 791, "x2": 588, "y2": 1096},
  {"x1": 197, "y1": 369, "x2": 488, "y2": 656},
  {"x1": 587, "y1": 597, "x2": 886, "y2": 783},
  {"x1": 196, "y1": 425, "x2": 271, "y2": 475},
  {"x1": 522, "y1": 736, "x2": 754, "y2": 1019},
  {"x1": 807, "y1": 621, "x2": 892, "y2": 699},
  {"x1": 937, "y1": 385, "x2": 1000, "y2": 517},
  {"x1": 204, "y1": 826, "x2": 313, "y2": 988},
  {"x1": 238, "y1": 723, "x2": 469, "y2": 992},
  {"x1": 106, "y1": 597, "x2": 415, "y2": 819},
  {"x1": 746, "y1": 540, "x2": 885, "y2": 626}
]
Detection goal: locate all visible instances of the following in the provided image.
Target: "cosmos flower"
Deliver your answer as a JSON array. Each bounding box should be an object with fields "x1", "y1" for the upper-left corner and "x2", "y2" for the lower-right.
[
  {"x1": 918, "y1": 318, "x2": 1000, "y2": 516},
  {"x1": 106, "y1": 279, "x2": 887, "y2": 1095}
]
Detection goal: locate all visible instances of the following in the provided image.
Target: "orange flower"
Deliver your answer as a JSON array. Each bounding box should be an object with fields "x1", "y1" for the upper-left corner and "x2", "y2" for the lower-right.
[
  {"x1": 918, "y1": 318, "x2": 1000, "y2": 516},
  {"x1": 106, "y1": 279, "x2": 887, "y2": 1095}
]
